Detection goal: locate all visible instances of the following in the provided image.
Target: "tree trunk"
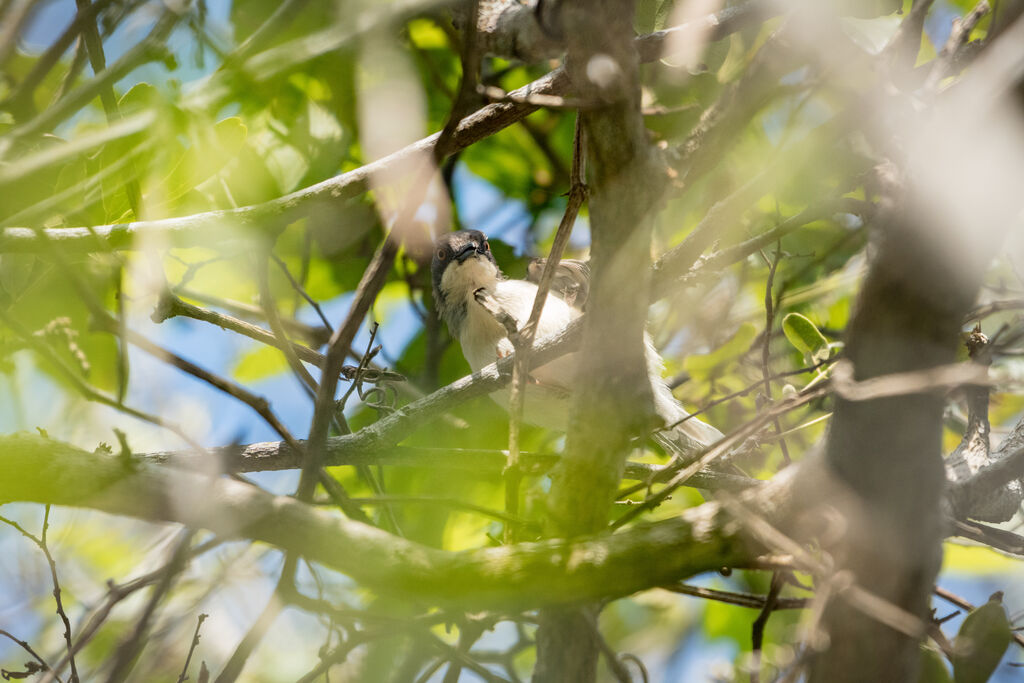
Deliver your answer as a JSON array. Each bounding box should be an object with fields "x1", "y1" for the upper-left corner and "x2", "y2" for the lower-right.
[
  {"x1": 535, "y1": 1, "x2": 662, "y2": 680},
  {"x1": 809, "y1": 196, "x2": 996, "y2": 680}
]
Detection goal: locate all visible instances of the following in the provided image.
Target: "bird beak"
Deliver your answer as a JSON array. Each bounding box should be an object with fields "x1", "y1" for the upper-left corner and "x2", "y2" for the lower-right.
[{"x1": 454, "y1": 242, "x2": 479, "y2": 263}]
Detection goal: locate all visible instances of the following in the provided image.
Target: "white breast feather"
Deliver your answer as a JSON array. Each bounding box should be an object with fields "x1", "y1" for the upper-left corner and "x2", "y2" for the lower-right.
[{"x1": 443, "y1": 254, "x2": 722, "y2": 444}]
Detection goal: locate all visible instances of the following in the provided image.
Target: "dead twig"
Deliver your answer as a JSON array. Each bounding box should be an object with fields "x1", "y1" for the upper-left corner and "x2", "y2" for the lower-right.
[
  {"x1": 175, "y1": 614, "x2": 209, "y2": 683},
  {"x1": 0, "y1": 508, "x2": 79, "y2": 682}
]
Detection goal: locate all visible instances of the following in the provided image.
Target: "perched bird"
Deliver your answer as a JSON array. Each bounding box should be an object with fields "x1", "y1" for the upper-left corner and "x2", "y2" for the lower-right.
[
  {"x1": 431, "y1": 229, "x2": 722, "y2": 457},
  {"x1": 526, "y1": 257, "x2": 590, "y2": 310}
]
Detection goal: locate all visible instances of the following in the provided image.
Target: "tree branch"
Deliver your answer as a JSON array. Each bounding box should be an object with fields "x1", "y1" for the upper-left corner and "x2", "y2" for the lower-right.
[
  {"x1": 0, "y1": 433, "x2": 756, "y2": 610},
  {"x1": 0, "y1": 1, "x2": 771, "y2": 253}
]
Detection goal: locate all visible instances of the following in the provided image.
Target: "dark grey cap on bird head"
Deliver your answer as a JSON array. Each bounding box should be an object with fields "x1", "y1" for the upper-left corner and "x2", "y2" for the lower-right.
[{"x1": 431, "y1": 230, "x2": 495, "y2": 302}]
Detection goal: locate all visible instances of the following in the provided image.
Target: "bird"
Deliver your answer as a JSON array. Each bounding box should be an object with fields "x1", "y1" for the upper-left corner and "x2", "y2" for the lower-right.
[
  {"x1": 526, "y1": 257, "x2": 590, "y2": 310},
  {"x1": 431, "y1": 229, "x2": 722, "y2": 458}
]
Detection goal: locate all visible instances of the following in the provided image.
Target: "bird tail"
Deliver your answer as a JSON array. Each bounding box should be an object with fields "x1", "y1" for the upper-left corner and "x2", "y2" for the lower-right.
[
  {"x1": 646, "y1": 337, "x2": 723, "y2": 460},
  {"x1": 651, "y1": 398, "x2": 723, "y2": 461}
]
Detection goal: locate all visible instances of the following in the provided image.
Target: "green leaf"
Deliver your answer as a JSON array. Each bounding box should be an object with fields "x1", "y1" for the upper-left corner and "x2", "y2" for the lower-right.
[
  {"x1": 162, "y1": 117, "x2": 248, "y2": 205},
  {"x1": 233, "y1": 344, "x2": 289, "y2": 382},
  {"x1": 782, "y1": 312, "x2": 830, "y2": 363},
  {"x1": 117, "y1": 82, "x2": 162, "y2": 112},
  {"x1": 919, "y1": 645, "x2": 953, "y2": 683},
  {"x1": 952, "y1": 593, "x2": 1012, "y2": 683},
  {"x1": 683, "y1": 322, "x2": 758, "y2": 382},
  {"x1": 407, "y1": 18, "x2": 449, "y2": 49}
]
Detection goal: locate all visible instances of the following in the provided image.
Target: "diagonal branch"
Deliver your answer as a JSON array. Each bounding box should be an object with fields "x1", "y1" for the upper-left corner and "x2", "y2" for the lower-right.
[
  {"x1": 0, "y1": 1, "x2": 772, "y2": 253},
  {"x1": 0, "y1": 432, "x2": 755, "y2": 610}
]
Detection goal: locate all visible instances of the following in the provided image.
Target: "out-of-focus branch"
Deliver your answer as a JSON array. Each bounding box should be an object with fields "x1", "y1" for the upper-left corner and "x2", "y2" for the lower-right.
[
  {"x1": 0, "y1": 308, "x2": 200, "y2": 449},
  {"x1": 0, "y1": 9, "x2": 181, "y2": 151},
  {"x1": 152, "y1": 290, "x2": 326, "y2": 366},
  {"x1": 0, "y1": 2, "x2": 772, "y2": 253},
  {"x1": 0, "y1": 507, "x2": 80, "y2": 682},
  {"x1": 73, "y1": 0, "x2": 142, "y2": 216},
  {"x1": 0, "y1": 432, "x2": 757, "y2": 610},
  {"x1": 654, "y1": 197, "x2": 875, "y2": 296},
  {"x1": 0, "y1": 0, "x2": 38, "y2": 69},
  {"x1": 950, "y1": 441, "x2": 1024, "y2": 518},
  {"x1": 104, "y1": 529, "x2": 195, "y2": 683},
  {"x1": 300, "y1": 0, "x2": 484, "y2": 501},
  {"x1": 925, "y1": 0, "x2": 992, "y2": 90},
  {"x1": 0, "y1": 0, "x2": 118, "y2": 119},
  {"x1": 503, "y1": 119, "x2": 585, "y2": 540},
  {"x1": 175, "y1": 287, "x2": 330, "y2": 345},
  {"x1": 222, "y1": 0, "x2": 312, "y2": 65}
]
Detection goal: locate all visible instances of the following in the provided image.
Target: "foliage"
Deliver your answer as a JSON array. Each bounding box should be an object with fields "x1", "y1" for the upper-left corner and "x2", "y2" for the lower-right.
[{"x1": 0, "y1": 0, "x2": 1022, "y2": 681}]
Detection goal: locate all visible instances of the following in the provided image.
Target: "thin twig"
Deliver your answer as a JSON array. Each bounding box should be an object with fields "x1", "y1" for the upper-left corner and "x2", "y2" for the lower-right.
[
  {"x1": 38, "y1": 537, "x2": 224, "y2": 683},
  {"x1": 760, "y1": 244, "x2": 791, "y2": 464},
  {"x1": 666, "y1": 358, "x2": 834, "y2": 431},
  {"x1": 663, "y1": 582, "x2": 809, "y2": 610},
  {"x1": 750, "y1": 571, "x2": 786, "y2": 683},
  {"x1": 611, "y1": 383, "x2": 830, "y2": 530},
  {"x1": 590, "y1": 616, "x2": 634, "y2": 683},
  {"x1": 101, "y1": 317, "x2": 305, "y2": 456},
  {"x1": 256, "y1": 253, "x2": 319, "y2": 398},
  {"x1": 503, "y1": 117, "x2": 585, "y2": 542},
  {"x1": 0, "y1": 508, "x2": 79, "y2": 682},
  {"x1": 176, "y1": 287, "x2": 330, "y2": 345},
  {"x1": 0, "y1": 308, "x2": 201, "y2": 449},
  {"x1": 477, "y1": 84, "x2": 599, "y2": 110},
  {"x1": 175, "y1": 614, "x2": 209, "y2": 683},
  {"x1": 934, "y1": 586, "x2": 1024, "y2": 650},
  {"x1": 153, "y1": 290, "x2": 326, "y2": 365},
  {"x1": 104, "y1": 529, "x2": 196, "y2": 683},
  {"x1": 0, "y1": 629, "x2": 60, "y2": 683},
  {"x1": 270, "y1": 253, "x2": 334, "y2": 333}
]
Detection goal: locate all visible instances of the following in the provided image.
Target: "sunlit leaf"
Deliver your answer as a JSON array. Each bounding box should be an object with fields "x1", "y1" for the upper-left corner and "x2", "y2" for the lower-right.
[
  {"x1": 782, "y1": 312, "x2": 830, "y2": 363},
  {"x1": 952, "y1": 593, "x2": 1012, "y2": 683},
  {"x1": 684, "y1": 322, "x2": 758, "y2": 382},
  {"x1": 232, "y1": 344, "x2": 289, "y2": 382}
]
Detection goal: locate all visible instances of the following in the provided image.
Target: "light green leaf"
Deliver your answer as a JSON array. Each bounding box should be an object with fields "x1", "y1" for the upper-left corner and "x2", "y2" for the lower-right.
[
  {"x1": 952, "y1": 593, "x2": 1012, "y2": 683},
  {"x1": 782, "y1": 312, "x2": 830, "y2": 363},
  {"x1": 233, "y1": 344, "x2": 289, "y2": 382},
  {"x1": 684, "y1": 322, "x2": 758, "y2": 382},
  {"x1": 162, "y1": 117, "x2": 248, "y2": 204},
  {"x1": 918, "y1": 645, "x2": 953, "y2": 683}
]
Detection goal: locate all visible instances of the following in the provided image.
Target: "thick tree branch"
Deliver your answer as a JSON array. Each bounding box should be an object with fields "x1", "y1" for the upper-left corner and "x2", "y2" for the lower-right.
[{"x1": 0, "y1": 433, "x2": 755, "y2": 610}]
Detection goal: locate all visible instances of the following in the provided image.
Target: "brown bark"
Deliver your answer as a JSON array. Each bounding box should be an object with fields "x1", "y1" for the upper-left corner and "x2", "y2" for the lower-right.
[
  {"x1": 809, "y1": 197, "x2": 1002, "y2": 680},
  {"x1": 534, "y1": 1, "x2": 664, "y2": 680}
]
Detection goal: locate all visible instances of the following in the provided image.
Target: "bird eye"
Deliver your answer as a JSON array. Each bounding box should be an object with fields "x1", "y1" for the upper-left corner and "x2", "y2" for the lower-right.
[
  {"x1": 483, "y1": 240, "x2": 490, "y2": 252},
  {"x1": 437, "y1": 249, "x2": 447, "y2": 260}
]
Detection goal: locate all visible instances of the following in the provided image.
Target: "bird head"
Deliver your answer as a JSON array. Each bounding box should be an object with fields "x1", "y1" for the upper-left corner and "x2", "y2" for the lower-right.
[{"x1": 432, "y1": 230, "x2": 500, "y2": 330}]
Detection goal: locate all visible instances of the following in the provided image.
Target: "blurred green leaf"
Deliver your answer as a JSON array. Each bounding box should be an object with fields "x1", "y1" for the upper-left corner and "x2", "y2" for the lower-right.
[
  {"x1": 684, "y1": 322, "x2": 758, "y2": 382},
  {"x1": 782, "y1": 312, "x2": 830, "y2": 364},
  {"x1": 233, "y1": 344, "x2": 289, "y2": 382},
  {"x1": 919, "y1": 644, "x2": 954, "y2": 683},
  {"x1": 952, "y1": 593, "x2": 1012, "y2": 683}
]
